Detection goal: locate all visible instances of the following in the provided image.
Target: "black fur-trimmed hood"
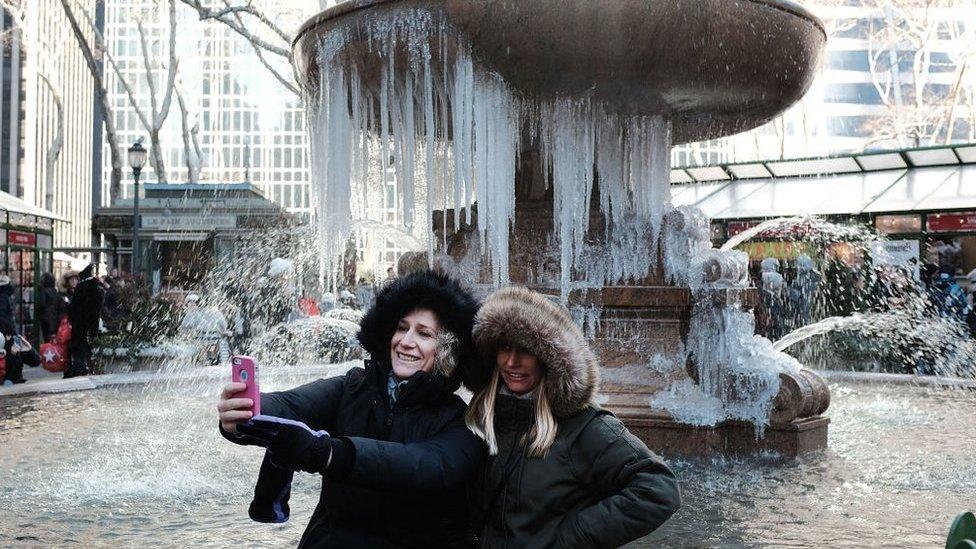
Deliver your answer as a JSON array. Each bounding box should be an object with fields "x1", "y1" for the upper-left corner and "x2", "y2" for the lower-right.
[
  {"x1": 471, "y1": 287, "x2": 599, "y2": 418},
  {"x1": 357, "y1": 270, "x2": 480, "y2": 389}
]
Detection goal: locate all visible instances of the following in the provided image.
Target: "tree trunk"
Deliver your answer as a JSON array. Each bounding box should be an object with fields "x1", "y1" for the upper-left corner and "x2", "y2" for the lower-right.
[
  {"x1": 39, "y1": 74, "x2": 64, "y2": 212},
  {"x1": 60, "y1": 0, "x2": 123, "y2": 202}
]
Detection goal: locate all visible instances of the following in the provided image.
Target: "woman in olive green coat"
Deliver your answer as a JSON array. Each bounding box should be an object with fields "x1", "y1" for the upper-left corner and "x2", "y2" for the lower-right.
[{"x1": 467, "y1": 287, "x2": 681, "y2": 548}]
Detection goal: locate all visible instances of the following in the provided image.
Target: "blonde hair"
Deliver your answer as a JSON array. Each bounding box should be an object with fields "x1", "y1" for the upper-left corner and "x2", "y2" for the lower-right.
[{"x1": 465, "y1": 370, "x2": 558, "y2": 458}]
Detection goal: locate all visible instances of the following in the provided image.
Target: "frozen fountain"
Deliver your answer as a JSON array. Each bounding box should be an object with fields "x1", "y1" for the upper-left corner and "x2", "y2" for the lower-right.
[{"x1": 293, "y1": 0, "x2": 830, "y2": 455}]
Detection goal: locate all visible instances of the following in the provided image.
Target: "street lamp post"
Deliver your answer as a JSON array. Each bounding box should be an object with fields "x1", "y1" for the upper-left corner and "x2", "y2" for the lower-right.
[{"x1": 128, "y1": 141, "x2": 148, "y2": 278}]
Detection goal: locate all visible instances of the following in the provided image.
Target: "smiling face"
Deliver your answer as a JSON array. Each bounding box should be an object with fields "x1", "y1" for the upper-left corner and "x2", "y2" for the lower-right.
[
  {"x1": 389, "y1": 308, "x2": 441, "y2": 380},
  {"x1": 496, "y1": 342, "x2": 543, "y2": 395}
]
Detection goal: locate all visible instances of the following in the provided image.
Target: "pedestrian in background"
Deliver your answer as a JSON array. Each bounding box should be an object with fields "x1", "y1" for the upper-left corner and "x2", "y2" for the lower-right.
[
  {"x1": 787, "y1": 254, "x2": 820, "y2": 330},
  {"x1": 64, "y1": 264, "x2": 104, "y2": 378},
  {"x1": 37, "y1": 272, "x2": 64, "y2": 343},
  {"x1": 0, "y1": 274, "x2": 15, "y2": 329},
  {"x1": 0, "y1": 318, "x2": 40, "y2": 385}
]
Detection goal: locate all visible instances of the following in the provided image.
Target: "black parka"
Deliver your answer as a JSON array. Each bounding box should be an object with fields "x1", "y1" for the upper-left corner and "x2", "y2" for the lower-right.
[
  {"x1": 0, "y1": 284, "x2": 14, "y2": 326},
  {"x1": 260, "y1": 360, "x2": 485, "y2": 548},
  {"x1": 469, "y1": 287, "x2": 681, "y2": 548},
  {"x1": 68, "y1": 266, "x2": 104, "y2": 339},
  {"x1": 38, "y1": 273, "x2": 63, "y2": 340},
  {"x1": 224, "y1": 271, "x2": 486, "y2": 548}
]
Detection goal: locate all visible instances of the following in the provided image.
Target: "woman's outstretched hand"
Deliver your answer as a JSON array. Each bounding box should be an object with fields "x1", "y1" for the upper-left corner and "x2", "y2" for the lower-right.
[
  {"x1": 237, "y1": 416, "x2": 334, "y2": 475},
  {"x1": 218, "y1": 382, "x2": 254, "y2": 433}
]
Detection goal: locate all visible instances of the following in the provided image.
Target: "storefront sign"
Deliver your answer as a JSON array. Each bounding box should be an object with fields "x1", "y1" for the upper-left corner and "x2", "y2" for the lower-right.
[
  {"x1": 152, "y1": 233, "x2": 209, "y2": 242},
  {"x1": 7, "y1": 230, "x2": 36, "y2": 247},
  {"x1": 141, "y1": 215, "x2": 237, "y2": 230},
  {"x1": 146, "y1": 198, "x2": 272, "y2": 210},
  {"x1": 870, "y1": 239, "x2": 920, "y2": 278},
  {"x1": 927, "y1": 212, "x2": 976, "y2": 233},
  {"x1": 738, "y1": 241, "x2": 811, "y2": 261},
  {"x1": 726, "y1": 220, "x2": 761, "y2": 237},
  {"x1": 875, "y1": 214, "x2": 922, "y2": 234}
]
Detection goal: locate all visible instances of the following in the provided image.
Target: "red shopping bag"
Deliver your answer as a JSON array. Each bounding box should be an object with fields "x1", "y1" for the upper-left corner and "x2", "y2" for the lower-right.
[
  {"x1": 0, "y1": 354, "x2": 6, "y2": 380},
  {"x1": 56, "y1": 317, "x2": 72, "y2": 345},
  {"x1": 40, "y1": 342, "x2": 67, "y2": 373}
]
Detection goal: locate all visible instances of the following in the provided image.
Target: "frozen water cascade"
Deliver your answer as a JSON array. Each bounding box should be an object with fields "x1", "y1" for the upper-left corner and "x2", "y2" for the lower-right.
[
  {"x1": 299, "y1": 6, "x2": 830, "y2": 436},
  {"x1": 654, "y1": 208, "x2": 799, "y2": 433},
  {"x1": 305, "y1": 12, "x2": 674, "y2": 289}
]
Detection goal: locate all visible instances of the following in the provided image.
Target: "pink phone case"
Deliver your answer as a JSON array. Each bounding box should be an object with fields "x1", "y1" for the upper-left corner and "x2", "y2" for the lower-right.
[{"x1": 231, "y1": 355, "x2": 260, "y2": 416}]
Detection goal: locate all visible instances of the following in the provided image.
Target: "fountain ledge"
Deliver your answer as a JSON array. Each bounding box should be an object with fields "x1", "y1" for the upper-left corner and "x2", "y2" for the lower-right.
[{"x1": 615, "y1": 409, "x2": 830, "y2": 458}]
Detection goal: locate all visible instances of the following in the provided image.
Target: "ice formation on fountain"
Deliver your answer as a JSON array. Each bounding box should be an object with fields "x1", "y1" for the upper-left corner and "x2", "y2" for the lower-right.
[
  {"x1": 653, "y1": 207, "x2": 801, "y2": 432},
  {"x1": 306, "y1": 13, "x2": 670, "y2": 292},
  {"x1": 303, "y1": 8, "x2": 806, "y2": 433}
]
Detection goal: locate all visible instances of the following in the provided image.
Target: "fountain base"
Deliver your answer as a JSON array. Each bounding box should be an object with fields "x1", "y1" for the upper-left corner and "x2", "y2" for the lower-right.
[{"x1": 615, "y1": 409, "x2": 830, "y2": 458}]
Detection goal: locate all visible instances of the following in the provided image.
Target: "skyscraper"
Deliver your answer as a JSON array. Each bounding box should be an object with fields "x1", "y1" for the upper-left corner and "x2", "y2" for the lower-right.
[
  {"x1": 100, "y1": 0, "x2": 316, "y2": 216},
  {"x1": 0, "y1": 8, "x2": 24, "y2": 197},
  {"x1": 1, "y1": 2, "x2": 98, "y2": 250}
]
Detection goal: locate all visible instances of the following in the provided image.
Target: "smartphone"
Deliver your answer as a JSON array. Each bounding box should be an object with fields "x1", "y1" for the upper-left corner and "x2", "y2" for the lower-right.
[{"x1": 231, "y1": 355, "x2": 260, "y2": 416}]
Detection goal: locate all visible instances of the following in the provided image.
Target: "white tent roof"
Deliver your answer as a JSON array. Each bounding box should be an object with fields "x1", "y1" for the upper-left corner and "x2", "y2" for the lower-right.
[{"x1": 0, "y1": 190, "x2": 68, "y2": 222}]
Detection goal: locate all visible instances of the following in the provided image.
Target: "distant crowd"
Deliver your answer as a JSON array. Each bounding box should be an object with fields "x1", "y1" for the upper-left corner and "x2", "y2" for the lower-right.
[
  {"x1": 754, "y1": 246, "x2": 976, "y2": 357},
  {"x1": 0, "y1": 263, "x2": 116, "y2": 384}
]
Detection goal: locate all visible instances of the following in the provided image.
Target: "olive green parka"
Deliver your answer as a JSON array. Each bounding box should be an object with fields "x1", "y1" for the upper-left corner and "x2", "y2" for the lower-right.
[{"x1": 469, "y1": 287, "x2": 681, "y2": 548}]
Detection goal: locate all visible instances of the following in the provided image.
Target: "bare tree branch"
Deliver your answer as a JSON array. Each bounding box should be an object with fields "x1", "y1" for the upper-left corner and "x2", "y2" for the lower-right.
[
  {"x1": 223, "y1": 4, "x2": 301, "y2": 96},
  {"x1": 38, "y1": 73, "x2": 64, "y2": 212},
  {"x1": 177, "y1": 0, "x2": 291, "y2": 57},
  {"x1": 176, "y1": 0, "x2": 301, "y2": 97},
  {"x1": 83, "y1": 0, "x2": 180, "y2": 182},
  {"x1": 175, "y1": 81, "x2": 201, "y2": 182},
  {"x1": 61, "y1": 0, "x2": 126, "y2": 201}
]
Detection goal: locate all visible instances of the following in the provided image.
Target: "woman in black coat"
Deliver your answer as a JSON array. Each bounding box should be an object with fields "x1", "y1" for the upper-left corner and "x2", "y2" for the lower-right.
[
  {"x1": 64, "y1": 264, "x2": 104, "y2": 378},
  {"x1": 38, "y1": 272, "x2": 63, "y2": 342},
  {"x1": 466, "y1": 287, "x2": 681, "y2": 548},
  {"x1": 217, "y1": 271, "x2": 486, "y2": 548}
]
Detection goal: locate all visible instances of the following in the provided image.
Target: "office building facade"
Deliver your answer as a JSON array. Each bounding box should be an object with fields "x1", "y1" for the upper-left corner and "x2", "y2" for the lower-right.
[
  {"x1": 100, "y1": 0, "x2": 316, "y2": 216},
  {"x1": 674, "y1": 1, "x2": 974, "y2": 167}
]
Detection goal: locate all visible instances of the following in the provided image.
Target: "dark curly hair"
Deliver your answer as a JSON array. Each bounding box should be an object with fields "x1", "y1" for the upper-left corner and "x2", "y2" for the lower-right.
[{"x1": 357, "y1": 270, "x2": 482, "y2": 389}]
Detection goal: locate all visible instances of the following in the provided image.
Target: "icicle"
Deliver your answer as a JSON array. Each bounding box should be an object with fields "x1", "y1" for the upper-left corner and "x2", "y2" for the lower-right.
[
  {"x1": 437, "y1": 81, "x2": 450, "y2": 251},
  {"x1": 544, "y1": 99, "x2": 596, "y2": 301},
  {"x1": 379, "y1": 60, "x2": 391, "y2": 195},
  {"x1": 451, "y1": 53, "x2": 474, "y2": 229},
  {"x1": 399, "y1": 68, "x2": 416, "y2": 231},
  {"x1": 423, "y1": 48, "x2": 436, "y2": 266},
  {"x1": 471, "y1": 72, "x2": 517, "y2": 286}
]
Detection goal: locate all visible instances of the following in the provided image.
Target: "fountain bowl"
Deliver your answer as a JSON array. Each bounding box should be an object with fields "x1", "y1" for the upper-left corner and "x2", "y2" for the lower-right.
[{"x1": 293, "y1": 0, "x2": 826, "y2": 143}]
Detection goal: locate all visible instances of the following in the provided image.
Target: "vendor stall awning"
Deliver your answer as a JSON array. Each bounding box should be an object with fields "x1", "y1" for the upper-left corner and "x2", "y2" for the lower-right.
[
  {"x1": 671, "y1": 163, "x2": 976, "y2": 220},
  {"x1": 0, "y1": 190, "x2": 68, "y2": 222}
]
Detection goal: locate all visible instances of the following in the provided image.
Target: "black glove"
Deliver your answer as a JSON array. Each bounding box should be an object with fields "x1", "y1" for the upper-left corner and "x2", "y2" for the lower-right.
[{"x1": 237, "y1": 415, "x2": 334, "y2": 474}]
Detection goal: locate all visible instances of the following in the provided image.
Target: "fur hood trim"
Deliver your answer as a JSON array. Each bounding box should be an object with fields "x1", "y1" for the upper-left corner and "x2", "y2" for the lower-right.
[
  {"x1": 358, "y1": 270, "x2": 479, "y2": 388},
  {"x1": 472, "y1": 287, "x2": 599, "y2": 417}
]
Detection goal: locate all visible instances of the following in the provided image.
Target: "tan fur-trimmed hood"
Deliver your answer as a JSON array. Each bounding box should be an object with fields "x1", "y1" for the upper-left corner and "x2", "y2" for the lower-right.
[{"x1": 471, "y1": 287, "x2": 599, "y2": 417}]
